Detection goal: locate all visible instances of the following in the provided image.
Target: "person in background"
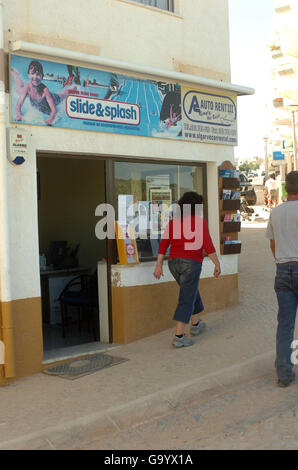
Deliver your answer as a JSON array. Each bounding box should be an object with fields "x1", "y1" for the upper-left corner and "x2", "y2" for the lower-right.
[
  {"x1": 265, "y1": 174, "x2": 278, "y2": 209},
  {"x1": 265, "y1": 171, "x2": 298, "y2": 387},
  {"x1": 153, "y1": 192, "x2": 221, "y2": 348}
]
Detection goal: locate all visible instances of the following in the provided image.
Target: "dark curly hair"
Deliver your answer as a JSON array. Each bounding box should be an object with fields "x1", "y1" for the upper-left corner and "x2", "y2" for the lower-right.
[{"x1": 177, "y1": 191, "x2": 204, "y2": 216}]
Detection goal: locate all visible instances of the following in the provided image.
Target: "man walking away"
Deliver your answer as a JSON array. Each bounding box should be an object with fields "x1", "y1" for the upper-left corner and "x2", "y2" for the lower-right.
[{"x1": 265, "y1": 171, "x2": 298, "y2": 387}]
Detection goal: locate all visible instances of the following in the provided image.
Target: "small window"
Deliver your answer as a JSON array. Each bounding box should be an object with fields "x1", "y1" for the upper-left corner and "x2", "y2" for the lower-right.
[{"x1": 130, "y1": 0, "x2": 174, "y2": 12}]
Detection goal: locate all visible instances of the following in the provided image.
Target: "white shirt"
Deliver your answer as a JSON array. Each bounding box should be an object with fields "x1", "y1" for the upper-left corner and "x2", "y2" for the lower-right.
[
  {"x1": 265, "y1": 200, "x2": 298, "y2": 263},
  {"x1": 265, "y1": 178, "x2": 278, "y2": 192}
]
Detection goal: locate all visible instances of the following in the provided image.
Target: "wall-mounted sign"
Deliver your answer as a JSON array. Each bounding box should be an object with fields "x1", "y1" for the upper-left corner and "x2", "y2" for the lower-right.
[
  {"x1": 182, "y1": 87, "x2": 237, "y2": 146},
  {"x1": 273, "y1": 150, "x2": 285, "y2": 161},
  {"x1": 7, "y1": 127, "x2": 28, "y2": 165},
  {"x1": 10, "y1": 54, "x2": 182, "y2": 141},
  {"x1": 10, "y1": 54, "x2": 238, "y2": 146}
]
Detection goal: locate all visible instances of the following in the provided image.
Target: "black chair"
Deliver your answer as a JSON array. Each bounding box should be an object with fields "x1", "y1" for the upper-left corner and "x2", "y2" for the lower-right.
[{"x1": 58, "y1": 271, "x2": 99, "y2": 340}]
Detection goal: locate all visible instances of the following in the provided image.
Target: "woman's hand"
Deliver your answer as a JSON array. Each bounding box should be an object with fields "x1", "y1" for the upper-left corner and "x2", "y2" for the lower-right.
[
  {"x1": 208, "y1": 252, "x2": 221, "y2": 278},
  {"x1": 153, "y1": 265, "x2": 163, "y2": 280},
  {"x1": 213, "y1": 264, "x2": 221, "y2": 278},
  {"x1": 153, "y1": 254, "x2": 165, "y2": 280}
]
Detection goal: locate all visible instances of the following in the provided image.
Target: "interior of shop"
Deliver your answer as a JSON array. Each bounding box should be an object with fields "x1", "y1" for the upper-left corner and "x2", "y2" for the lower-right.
[{"x1": 37, "y1": 154, "x2": 106, "y2": 357}]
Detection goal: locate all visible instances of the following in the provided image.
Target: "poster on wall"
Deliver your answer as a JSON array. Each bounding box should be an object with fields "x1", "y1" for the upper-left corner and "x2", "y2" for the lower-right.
[
  {"x1": 182, "y1": 87, "x2": 238, "y2": 146},
  {"x1": 10, "y1": 54, "x2": 182, "y2": 140}
]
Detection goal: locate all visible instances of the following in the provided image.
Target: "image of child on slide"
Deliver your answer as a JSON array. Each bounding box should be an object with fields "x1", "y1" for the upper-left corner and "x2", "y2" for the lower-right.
[{"x1": 12, "y1": 60, "x2": 75, "y2": 126}]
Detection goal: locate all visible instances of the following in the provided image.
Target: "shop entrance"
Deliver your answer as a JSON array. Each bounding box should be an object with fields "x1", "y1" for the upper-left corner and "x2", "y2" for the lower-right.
[{"x1": 37, "y1": 153, "x2": 108, "y2": 360}]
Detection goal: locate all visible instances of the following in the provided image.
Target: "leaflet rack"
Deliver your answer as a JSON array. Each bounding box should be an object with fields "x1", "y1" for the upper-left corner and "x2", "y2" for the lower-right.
[{"x1": 218, "y1": 161, "x2": 242, "y2": 255}]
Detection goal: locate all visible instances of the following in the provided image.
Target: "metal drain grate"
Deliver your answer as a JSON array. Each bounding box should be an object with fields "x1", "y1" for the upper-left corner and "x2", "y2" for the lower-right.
[{"x1": 43, "y1": 353, "x2": 128, "y2": 380}]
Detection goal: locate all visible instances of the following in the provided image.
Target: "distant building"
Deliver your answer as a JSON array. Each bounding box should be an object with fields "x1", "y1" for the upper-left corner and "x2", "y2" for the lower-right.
[{"x1": 267, "y1": 0, "x2": 298, "y2": 173}]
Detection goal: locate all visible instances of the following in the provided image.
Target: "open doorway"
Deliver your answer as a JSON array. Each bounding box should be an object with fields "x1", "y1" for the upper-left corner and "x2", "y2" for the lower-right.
[{"x1": 37, "y1": 153, "x2": 108, "y2": 360}]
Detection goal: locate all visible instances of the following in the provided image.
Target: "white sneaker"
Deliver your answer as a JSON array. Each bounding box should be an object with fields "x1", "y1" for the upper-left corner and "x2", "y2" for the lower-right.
[
  {"x1": 190, "y1": 321, "x2": 206, "y2": 336},
  {"x1": 172, "y1": 335, "x2": 194, "y2": 348}
]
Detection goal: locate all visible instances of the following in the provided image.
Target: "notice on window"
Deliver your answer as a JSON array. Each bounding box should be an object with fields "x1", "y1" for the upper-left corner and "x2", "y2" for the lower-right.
[
  {"x1": 146, "y1": 175, "x2": 170, "y2": 200},
  {"x1": 149, "y1": 188, "x2": 172, "y2": 235}
]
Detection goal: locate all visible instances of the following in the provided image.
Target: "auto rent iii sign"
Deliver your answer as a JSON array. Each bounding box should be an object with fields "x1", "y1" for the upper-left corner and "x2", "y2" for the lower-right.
[
  {"x1": 182, "y1": 87, "x2": 237, "y2": 145},
  {"x1": 10, "y1": 54, "x2": 237, "y2": 146}
]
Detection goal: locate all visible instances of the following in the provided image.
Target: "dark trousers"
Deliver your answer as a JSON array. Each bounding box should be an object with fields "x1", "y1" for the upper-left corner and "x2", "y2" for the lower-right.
[
  {"x1": 274, "y1": 264, "x2": 298, "y2": 380},
  {"x1": 168, "y1": 258, "x2": 204, "y2": 324}
]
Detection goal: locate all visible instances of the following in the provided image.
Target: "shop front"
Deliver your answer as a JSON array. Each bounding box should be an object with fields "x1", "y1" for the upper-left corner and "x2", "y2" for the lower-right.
[{"x1": 0, "y1": 43, "x2": 253, "y2": 383}]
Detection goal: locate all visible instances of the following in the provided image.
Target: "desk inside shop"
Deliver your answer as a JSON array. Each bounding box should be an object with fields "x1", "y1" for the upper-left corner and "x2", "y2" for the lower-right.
[{"x1": 218, "y1": 171, "x2": 242, "y2": 255}]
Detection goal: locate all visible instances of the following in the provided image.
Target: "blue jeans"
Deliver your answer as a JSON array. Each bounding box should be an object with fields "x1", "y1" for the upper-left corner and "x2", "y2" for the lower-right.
[
  {"x1": 274, "y1": 264, "x2": 298, "y2": 381},
  {"x1": 168, "y1": 258, "x2": 204, "y2": 324}
]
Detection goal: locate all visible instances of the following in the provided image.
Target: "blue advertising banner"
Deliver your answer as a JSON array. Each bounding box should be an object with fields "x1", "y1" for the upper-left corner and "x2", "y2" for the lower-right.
[
  {"x1": 10, "y1": 54, "x2": 182, "y2": 140},
  {"x1": 10, "y1": 54, "x2": 237, "y2": 145}
]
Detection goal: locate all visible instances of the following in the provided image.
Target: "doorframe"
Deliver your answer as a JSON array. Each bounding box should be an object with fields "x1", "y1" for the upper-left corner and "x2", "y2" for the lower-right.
[{"x1": 36, "y1": 151, "x2": 113, "y2": 352}]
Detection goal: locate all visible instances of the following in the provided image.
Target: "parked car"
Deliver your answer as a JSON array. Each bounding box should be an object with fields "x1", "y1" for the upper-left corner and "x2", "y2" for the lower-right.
[{"x1": 239, "y1": 173, "x2": 257, "y2": 206}]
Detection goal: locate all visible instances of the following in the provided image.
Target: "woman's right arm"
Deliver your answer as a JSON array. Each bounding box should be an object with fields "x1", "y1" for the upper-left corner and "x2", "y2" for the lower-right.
[
  {"x1": 153, "y1": 221, "x2": 171, "y2": 279},
  {"x1": 153, "y1": 254, "x2": 165, "y2": 279},
  {"x1": 208, "y1": 252, "x2": 221, "y2": 278},
  {"x1": 203, "y1": 219, "x2": 221, "y2": 278}
]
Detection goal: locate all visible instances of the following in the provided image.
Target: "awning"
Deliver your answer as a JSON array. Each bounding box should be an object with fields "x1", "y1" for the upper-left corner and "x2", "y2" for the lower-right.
[{"x1": 10, "y1": 41, "x2": 254, "y2": 97}]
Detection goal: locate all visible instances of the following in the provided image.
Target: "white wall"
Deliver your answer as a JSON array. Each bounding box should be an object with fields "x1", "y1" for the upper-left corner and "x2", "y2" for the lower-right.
[{"x1": 3, "y1": 0, "x2": 231, "y2": 80}]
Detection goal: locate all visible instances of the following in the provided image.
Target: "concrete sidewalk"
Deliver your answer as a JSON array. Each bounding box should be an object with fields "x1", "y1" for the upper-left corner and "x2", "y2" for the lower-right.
[{"x1": 0, "y1": 224, "x2": 297, "y2": 450}]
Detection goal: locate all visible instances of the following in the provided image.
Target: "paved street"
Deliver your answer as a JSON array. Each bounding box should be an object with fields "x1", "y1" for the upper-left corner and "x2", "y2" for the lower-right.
[
  {"x1": 79, "y1": 374, "x2": 297, "y2": 450},
  {"x1": 76, "y1": 216, "x2": 297, "y2": 450}
]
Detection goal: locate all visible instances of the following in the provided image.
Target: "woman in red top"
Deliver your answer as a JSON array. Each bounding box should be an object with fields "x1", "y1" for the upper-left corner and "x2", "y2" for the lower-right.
[{"x1": 153, "y1": 192, "x2": 221, "y2": 348}]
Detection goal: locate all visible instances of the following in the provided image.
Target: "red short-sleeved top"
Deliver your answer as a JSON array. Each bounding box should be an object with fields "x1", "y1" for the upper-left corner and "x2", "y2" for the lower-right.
[{"x1": 158, "y1": 215, "x2": 216, "y2": 262}]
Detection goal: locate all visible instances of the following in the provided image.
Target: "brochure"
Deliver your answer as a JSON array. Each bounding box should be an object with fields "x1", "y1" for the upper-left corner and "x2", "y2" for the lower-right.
[
  {"x1": 224, "y1": 213, "x2": 241, "y2": 222},
  {"x1": 231, "y1": 191, "x2": 240, "y2": 200}
]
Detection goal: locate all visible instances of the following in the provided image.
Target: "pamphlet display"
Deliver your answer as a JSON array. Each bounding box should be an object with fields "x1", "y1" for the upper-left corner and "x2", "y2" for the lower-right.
[
  {"x1": 218, "y1": 161, "x2": 242, "y2": 255},
  {"x1": 115, "y1": 222, "x2": 139, "y2": 265}
]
